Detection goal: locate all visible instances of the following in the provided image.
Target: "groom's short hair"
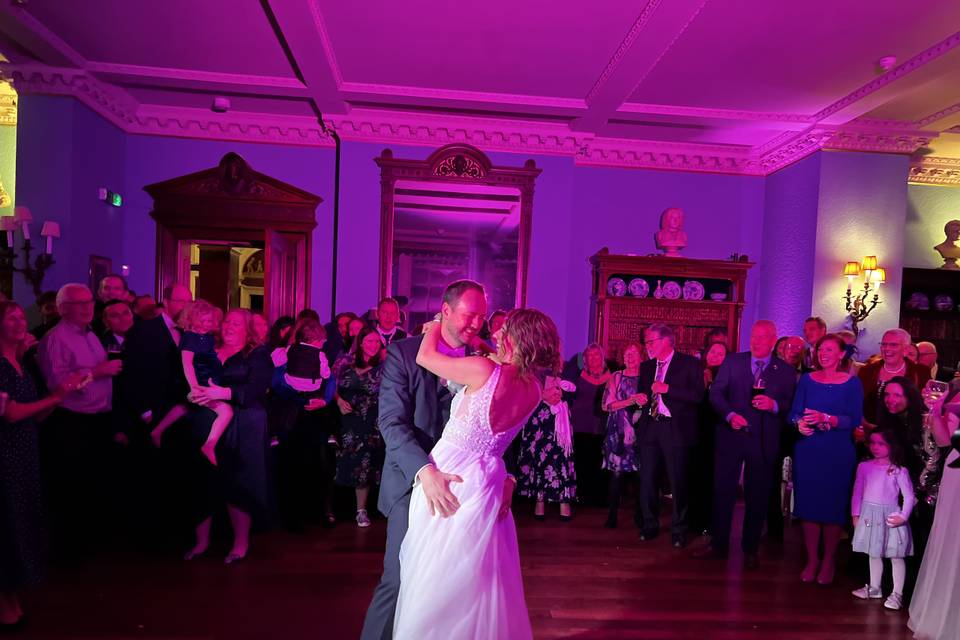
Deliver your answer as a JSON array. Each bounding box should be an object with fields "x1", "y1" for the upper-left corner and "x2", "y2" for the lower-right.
[{"x1": 443, "y1": 279, "x2": 485, "y2": 308}]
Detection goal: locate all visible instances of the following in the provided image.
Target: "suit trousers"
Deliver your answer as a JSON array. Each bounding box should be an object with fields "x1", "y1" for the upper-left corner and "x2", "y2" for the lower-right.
[
  {"x1": 711, "y1": 432, "x2": 776, "y2": 555},
  {"x1": 361, "y1": 492, "x2": 411, "y2": 640},
  {"x1": 637, "y1": 417, "x2": 690, "y2": 537}
]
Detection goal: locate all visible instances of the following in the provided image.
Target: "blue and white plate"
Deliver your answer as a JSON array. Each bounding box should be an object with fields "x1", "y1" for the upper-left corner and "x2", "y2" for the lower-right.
[
  {"x1": 662, "y1": 280, "x2": 682, "y2": 300},
  {"x1": 628, "y1": 278, "x2": 649, "y2": 297},
  {"x1": 607, "y1": 277, "x2": 627, "y2": 297},
  {"x1": 683, "y1": 280, "x2": 705, "y2": 301}
]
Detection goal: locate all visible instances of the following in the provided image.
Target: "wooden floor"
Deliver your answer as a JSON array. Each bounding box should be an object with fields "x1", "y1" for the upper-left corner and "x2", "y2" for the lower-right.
[{"x1": 18, "y1": 503, "x2": 914, "y2": 639}]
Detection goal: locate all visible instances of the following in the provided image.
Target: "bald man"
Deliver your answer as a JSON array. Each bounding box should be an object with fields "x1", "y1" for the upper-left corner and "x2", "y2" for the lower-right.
[{"x1": 697, "y1": 320, "x2": 797, "y2": 569}]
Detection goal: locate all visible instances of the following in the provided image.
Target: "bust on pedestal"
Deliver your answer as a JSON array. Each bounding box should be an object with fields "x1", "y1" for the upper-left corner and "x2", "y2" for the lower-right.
[
  {"x1": 655, "y1": 207, "x2": 687, "y2": 257},
  {"x1": 934, "y1": 219, "x2": 960, "y2": 270}
]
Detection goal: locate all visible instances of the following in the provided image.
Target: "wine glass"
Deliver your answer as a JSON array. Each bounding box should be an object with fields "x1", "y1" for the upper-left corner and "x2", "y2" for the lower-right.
[{"x1": 922, "y1": 380, "x2": 950, "y2": 408}]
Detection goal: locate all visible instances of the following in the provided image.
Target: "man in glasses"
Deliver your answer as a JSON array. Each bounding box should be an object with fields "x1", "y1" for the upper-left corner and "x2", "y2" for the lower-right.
[{"x1": 635, "y1": 324, "x2": 704, "y2": 549}]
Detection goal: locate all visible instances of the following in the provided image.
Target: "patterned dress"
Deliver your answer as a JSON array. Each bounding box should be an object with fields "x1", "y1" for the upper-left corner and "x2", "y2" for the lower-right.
[
  {"x1": 0, "y1": 356, "x2": 44, "y2": 591},
  {"x1": 517, "y1": 401, "x2": 577, "y2": 503},
  {"x1": 334, "y1": 363, "x2": 384, "y2": 488},
  {"x1": 602, "y1": 371, "x2": 641, "y2": 473}
]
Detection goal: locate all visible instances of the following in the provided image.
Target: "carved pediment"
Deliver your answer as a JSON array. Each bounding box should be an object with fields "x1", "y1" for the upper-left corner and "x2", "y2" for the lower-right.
[{"x1": 145, "y1": 152, "x2": 321, "y2": 206}]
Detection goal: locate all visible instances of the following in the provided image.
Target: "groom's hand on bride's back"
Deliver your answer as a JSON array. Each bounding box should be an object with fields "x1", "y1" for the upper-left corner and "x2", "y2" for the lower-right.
[{"x1": 419, "y1": 464, "x2": 464, "y2": 517}]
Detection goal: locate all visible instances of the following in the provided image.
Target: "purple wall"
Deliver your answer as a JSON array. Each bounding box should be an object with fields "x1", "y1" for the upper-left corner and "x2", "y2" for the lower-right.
[
  {"x1": 21, "y1": 96, "x2": 880, "y2": 359},
  {"x1": 813, "y1": 151, "x2": 909, "y2": 355},
  {"x1": 15, "y1": 96, "x2": 126, "y2": 304},
  {"x1": 568, "y1": 166, "x2": 766, "y2": 352},
  {"x1": 122, "y1": 134, "x2": 336, "y2": 311},
  {"x1": 757, "y1": 153, "x2": 821, "y2": 337}
]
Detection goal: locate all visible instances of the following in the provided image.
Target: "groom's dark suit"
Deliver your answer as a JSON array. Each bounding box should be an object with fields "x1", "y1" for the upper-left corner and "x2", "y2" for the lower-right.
[{"x1": 361, "y1": 334, "x2": 463, "y2": 640}]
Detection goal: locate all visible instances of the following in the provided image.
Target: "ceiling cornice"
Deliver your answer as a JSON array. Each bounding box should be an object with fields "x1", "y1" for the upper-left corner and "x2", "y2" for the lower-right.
[{"x1": 909, "y1": 156, "x2": 960, "y2": 186}]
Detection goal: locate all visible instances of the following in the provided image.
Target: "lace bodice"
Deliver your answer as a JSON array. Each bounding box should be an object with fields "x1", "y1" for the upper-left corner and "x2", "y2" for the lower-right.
[{"x1": 440, "y1": 365, "x2": 528, "y2": 458}]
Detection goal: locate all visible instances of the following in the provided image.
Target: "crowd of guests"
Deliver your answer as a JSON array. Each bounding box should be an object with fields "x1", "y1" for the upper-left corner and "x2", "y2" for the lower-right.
[{"x1": 1, "y1": 274, "x2": 958, "y2": 637}]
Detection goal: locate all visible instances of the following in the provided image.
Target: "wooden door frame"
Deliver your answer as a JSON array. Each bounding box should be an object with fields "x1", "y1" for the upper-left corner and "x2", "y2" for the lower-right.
[
  {"x1": 145, "y1": 153, "x2": 320, "y2": 318},
  {"x1": 375, "y1": 144, "x2": 541, "y2": 307}
]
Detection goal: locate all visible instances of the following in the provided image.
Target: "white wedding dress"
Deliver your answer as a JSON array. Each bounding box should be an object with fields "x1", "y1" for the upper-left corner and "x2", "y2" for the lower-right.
[{"x1": 393, "y1": 365, "x2": 535, "y2": 640}]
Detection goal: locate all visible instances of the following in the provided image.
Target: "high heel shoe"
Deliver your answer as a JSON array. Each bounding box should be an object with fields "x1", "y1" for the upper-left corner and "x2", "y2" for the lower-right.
[{"x1": 800, "y1": 563, "x2": 818, "y2": 583}]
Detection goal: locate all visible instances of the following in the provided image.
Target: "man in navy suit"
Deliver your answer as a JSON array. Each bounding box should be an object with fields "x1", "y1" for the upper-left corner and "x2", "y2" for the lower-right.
[
  {"x1": 636, "y1": 323, "x2": 705, "y2": 548},
  {"x1": 697, "y1": 320, "x2": 797, "y2": 568},
  {"x1": 361, "y1": 280, "x2": 488, "y2": 640}
]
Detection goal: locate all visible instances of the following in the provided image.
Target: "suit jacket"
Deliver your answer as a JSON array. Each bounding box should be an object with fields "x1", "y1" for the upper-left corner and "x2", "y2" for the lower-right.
[
  {"x1": 377, "y1": 334, "x2": 456, "y2": 516},
  {"x1": 637, "y1": 351, "x2": 704, "y2": 446},
  {"x1": 121, "y1": 314, "x2": 187, "y2": 422},
  {"x1": 935, "y1": 364, "x2": 958, "y2": 383},
  {"x1": 709, "y1": 352, "x2": 797, "y2": 461}
]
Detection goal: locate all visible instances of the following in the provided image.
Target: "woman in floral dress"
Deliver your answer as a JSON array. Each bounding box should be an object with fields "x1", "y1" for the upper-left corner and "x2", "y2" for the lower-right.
[
  {"x1": 601, "y1": 342, "x2": 646, "y2": 528},
  {"x1": 517, "y1": 375, "x2": 578, "y2": 521},
  {"x1": 334, "y1": 326, "x2": 385, "y2": 528}
]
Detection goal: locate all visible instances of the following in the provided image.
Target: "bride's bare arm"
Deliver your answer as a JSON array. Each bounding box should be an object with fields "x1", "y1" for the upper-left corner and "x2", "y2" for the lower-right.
[{"x1": 416, "y1": 321, "x2": 493, "y2": 390}]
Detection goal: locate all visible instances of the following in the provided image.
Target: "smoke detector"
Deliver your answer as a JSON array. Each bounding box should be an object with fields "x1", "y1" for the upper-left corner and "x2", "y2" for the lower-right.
[{"x1": 212, "y1": 96, "x2": 231, "y2": 113}]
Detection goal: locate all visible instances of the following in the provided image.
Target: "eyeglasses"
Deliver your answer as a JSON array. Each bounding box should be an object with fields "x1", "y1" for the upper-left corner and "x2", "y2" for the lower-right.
[
  {"x1": 879, "y1": 342, "x2": 904, "y2": 348},
  {"x1": 63, "y1": 299, "x2": 95, "y2": 306},
  {"x1": 644, "y1": 337, "x2": 663, "y2": 346}
]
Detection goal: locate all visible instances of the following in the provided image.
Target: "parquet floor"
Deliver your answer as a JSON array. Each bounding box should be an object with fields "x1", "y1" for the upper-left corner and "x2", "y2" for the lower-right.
[{"x1": 17, "y1": 503, "x2": 915, "y2": 639}]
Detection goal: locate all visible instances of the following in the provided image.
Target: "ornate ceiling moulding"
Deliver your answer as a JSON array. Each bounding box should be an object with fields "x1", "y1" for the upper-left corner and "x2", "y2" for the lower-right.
[
  {"x1": 329, "y1": 111, "x2": 589, "y2": 157},
  {"x1": 908, "y1": 156, "x2": 960, "y2": 186},
  {"x1": 821, "y1": 127, "x2": 935, "y2": 154},
  {"x1": 575, "y1": 138, "x2": 759, "y2": 175},
  {"x1": 135, "y1": 106, "x2": 334, "y2": 147},
  {"x1": 9, "y1": 66, "x2": 139, "y2": 128},
  {"x1": 584, "y1": 0, "x2": 665, "y2": 104},
  {"x1": 755, "y1": 128, "x2": 833, "y2": 174}
]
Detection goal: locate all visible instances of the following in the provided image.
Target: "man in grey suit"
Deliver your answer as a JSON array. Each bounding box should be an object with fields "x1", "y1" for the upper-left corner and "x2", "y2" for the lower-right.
[
  {"x1": 361, "y1": 280, "x2": 488, "y2": 640},
  {"x1": 697, "y1": 320, "x2": 796, "y2": 569}
]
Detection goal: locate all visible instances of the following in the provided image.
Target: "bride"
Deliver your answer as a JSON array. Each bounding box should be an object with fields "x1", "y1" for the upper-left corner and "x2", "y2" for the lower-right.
[{"x1": 392, "y1": 308, "x2": 562, "y2": 640}]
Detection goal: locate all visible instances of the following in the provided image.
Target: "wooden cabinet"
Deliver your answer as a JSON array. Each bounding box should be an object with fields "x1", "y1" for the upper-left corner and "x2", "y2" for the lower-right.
[
  {"x1": 589, "y1": 249, "x2": 753, "y2": 361},
  {"x1": 899, "y1": 267, "x2": 960, "y2": 368}
]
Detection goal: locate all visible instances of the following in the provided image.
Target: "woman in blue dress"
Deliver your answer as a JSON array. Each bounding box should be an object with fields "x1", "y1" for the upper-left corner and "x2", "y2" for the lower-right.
[{"x1": 789, "y1": 333, "x2": 864, "y2": 585}]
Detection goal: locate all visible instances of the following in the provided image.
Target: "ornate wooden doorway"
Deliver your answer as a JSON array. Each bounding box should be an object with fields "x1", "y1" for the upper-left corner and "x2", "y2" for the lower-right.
[{"x1": 145, "y1": 153, "x2": 320, "y2": 320}]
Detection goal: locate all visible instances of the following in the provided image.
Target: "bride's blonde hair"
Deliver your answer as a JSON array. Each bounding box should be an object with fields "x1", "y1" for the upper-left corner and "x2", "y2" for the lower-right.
[{"x1": 501, "y1": 308, "x2": 562, "y2": 379}]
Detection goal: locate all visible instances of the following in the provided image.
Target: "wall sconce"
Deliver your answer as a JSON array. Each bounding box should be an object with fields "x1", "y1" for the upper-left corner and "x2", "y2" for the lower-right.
[
  {"x1": 0, "y1": 206, "x2": 59, "y2": 297},
  {"x1": 843, "y1": 255, "x2": 884, "y2": 334}
]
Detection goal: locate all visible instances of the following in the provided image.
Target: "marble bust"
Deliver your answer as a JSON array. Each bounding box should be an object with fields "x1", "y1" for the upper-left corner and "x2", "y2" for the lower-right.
[
  {"x1": 655, "y1": 207, "x2": 687, "y2": 257},
  {"x1": 934, "y1": 219, "x2": 960, "y2": 270}
]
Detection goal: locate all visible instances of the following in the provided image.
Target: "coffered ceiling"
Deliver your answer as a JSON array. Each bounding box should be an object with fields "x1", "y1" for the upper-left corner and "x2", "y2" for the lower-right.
[{"x1": 1, "y1": 0, "x2": 959, "y2": 180}]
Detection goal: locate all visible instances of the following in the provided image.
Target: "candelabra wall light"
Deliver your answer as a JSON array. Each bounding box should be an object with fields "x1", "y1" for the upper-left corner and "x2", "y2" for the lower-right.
[
  {"x1": 843, "y1": 255, "x2": 885, "y2": 334},
  {"x1": 0, "y1": 206, "x2": 60, "y2": 297}
]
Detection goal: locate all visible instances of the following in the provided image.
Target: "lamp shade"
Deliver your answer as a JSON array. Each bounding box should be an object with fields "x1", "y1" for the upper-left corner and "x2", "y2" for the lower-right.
[
  {"x1": 0, "y1": 216, "x2": 16, "y2": 232},
  {"x1": 843, "y1": 261, "x2": 861, "y2": 277},
  {"x1": 870, "y1": 267, "x2": 886, "y2": 285},
  {"x1": 12, "y1": 206, "x2": 32, "y2": 223},
  {"x1": 40, "y1": 221, "x2": 60, "y2": 238},
  {"x1": 861, "y1": 255, "x2": 878, "y2": 271}
]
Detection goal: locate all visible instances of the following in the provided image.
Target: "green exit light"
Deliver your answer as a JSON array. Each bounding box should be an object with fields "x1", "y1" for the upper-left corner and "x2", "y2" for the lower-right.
[{"x1": 109, "y1": 192, "x2": 122, "y2": 207}]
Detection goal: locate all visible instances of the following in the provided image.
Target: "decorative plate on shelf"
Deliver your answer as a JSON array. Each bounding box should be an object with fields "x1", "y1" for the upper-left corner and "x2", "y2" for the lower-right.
[
  {"x1": 905, "y1": 292, "x2": 930, "y2": 310},
  {"x1": 628, "y1": 278, "x2": 649, "y2": 298},
  {"x1": 607, "y1": 277, "x2": 627, "y2": 297},
  {"x1": 710, "y1": 293, "x2": 728, "y2": 301},
  {"x1": 682, "y1": 280, "x2": 705, "y2": 301},
  {"x1": 934, "y1": 294, "x2": 954, "y2": 311},
  {"x1": 662, "y1": 280, "x2": 682, "y2": 300}
]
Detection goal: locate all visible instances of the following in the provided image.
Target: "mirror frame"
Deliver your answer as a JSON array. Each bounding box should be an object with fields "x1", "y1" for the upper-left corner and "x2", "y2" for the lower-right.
[{"x1": 375, "y1": 144, "x2": 541, "y2": 308}]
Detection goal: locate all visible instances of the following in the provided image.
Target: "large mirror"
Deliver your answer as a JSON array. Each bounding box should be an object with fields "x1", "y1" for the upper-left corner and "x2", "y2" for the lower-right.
[{"x1": 376, "y1": 145, "x2": 540, "y2": 329}]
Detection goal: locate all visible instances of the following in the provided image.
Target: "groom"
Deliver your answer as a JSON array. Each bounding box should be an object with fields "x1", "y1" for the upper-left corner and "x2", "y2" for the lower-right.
[{"x1": 361, "y1": 279, "x2": 488, "y2": 640}]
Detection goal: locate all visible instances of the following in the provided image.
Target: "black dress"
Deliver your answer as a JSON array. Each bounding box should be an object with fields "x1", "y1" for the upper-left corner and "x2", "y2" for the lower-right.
[
  {"x1": 335, "y1": 363, "x2": 384, "y2": 488},
  {"x1": 0, "y1": 357, "x2": 43, "y2": 591},
  {"x1": 190, "y1": 346, "x2": 273, "y2": 524}
]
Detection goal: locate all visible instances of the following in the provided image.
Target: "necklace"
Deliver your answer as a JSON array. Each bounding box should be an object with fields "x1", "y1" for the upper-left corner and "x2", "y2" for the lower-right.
[{"x1": 882, "y1": 361, "x2": 906, "y2": 375}]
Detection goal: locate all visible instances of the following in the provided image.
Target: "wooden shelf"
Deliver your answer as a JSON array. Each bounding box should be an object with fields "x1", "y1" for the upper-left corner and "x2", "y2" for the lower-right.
[
  {"x1": 900, "y1": 267, "x2": 960, "y2": 366},
  {"x1": 589, "y1": 249, "x2": 752, "y2": 360}
]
